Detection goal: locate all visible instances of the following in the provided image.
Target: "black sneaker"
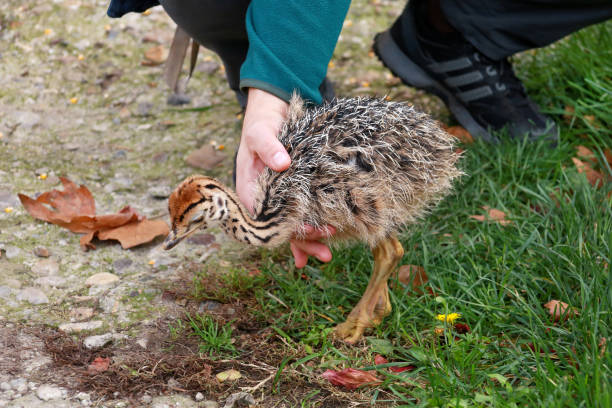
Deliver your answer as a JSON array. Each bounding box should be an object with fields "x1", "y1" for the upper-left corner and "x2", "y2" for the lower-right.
[{"x1": 373, "y1": 2, "x2": 558, "y2": 144}]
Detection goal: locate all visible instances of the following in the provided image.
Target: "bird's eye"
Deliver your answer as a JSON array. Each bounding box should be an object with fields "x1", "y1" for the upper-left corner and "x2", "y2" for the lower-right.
[{"x1": 190, "y1": 213, "x2": 204, "y2": 224}]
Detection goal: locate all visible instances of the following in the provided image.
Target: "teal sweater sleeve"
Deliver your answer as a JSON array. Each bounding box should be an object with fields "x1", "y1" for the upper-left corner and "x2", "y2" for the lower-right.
[{"x1": 239, "y1": 0, "x2": 351, "y2": 105}]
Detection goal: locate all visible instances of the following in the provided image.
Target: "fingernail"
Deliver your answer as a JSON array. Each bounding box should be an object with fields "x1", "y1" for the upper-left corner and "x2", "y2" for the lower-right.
[{"x1": 272, "y1": 151, "x2": 289, "y2": 168}]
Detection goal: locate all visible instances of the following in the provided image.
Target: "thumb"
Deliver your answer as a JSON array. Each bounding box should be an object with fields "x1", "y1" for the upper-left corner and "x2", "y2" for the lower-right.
[{"x1": 249, "y1": 131, "x2": 291, "y2": 172}]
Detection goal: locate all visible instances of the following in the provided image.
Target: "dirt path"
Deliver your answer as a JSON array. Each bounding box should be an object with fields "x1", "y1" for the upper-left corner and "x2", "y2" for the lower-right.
[{"x1": 0, "y1": 1, "x2": 444, "y2": 406}]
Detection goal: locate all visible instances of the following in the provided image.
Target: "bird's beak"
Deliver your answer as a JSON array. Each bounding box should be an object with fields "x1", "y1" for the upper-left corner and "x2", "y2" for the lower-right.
[{"x1": 163, "y1": 231, "x2": 182, "y2": 250}]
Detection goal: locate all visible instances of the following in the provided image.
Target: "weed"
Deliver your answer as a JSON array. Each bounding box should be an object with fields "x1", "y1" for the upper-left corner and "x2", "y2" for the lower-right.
[{"x1": 186, "y1": 313, "x2": 237, "y2": 358}]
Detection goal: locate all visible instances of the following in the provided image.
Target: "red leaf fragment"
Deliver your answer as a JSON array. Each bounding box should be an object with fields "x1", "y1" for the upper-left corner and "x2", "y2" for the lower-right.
[
  {"x1": 87, "y1": 356, "x2": 110, "y2": 374},
  {"x1": 454, "y1": 323, "x2": 471, "y2": 334},
  {"x1": 396, "y1": 265, "x2": 432, "y2": 295},
  {"x1": 444, "y1": 125, "x2": 474, "y2": 144},
  {"x1": 374, "y1": 355, "x2": 415, "y2": 373},
  {"x1": 321, "y1": 368, "x2": 381, "y2": 390},
  {"x1": 572, "y1": 157, "x2": 606, "y2": 188}
]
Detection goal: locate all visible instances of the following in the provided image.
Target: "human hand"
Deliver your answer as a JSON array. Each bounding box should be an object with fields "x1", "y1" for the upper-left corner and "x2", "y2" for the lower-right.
[{"x1": 235, "y1": 88, "x2": 334, "y2": 268}]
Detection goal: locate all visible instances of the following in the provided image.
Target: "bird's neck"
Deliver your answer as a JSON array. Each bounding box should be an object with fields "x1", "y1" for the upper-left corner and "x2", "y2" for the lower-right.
[{"x1": 214, "y1": 184, "x2": 289, "y2": 248}]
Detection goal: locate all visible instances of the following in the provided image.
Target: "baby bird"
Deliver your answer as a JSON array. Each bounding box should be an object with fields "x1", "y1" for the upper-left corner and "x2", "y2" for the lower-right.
[{"x1": 164, "y1": 96, "x2": 462, "y2": 343}]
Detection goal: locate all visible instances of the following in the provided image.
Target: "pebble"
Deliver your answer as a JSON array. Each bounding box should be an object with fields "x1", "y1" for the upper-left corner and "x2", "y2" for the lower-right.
[
  {"x1": 9, "y1": 378, "x2": 27, "y2": 393},
  {"x1": 4, "y1": 246, "x2": 20, "y2": 259},
  {"x1": 195, "y1": 392, "x2": 204, "y2": 401},
  {"x1": 197, "y1": 60, "x2": 220, "y2": 74},
  {"x1": 4, "y1": 279, "x2": 21, "y2": 289},
  {"x1": 33, "y1": 247, "x2": 50, "y2": 257},
  {"x1": 148, "y1": 186, "x2": 171, "y2": 199},
  {"x1": 16, "y1": 287, "x2": 49, "y2": 304},
  {"x1": 59, "y1": 320, "x2": 103, "y2": 333},
  {"x1": 136, "y1": 338, "x2": 148, "y2": 349},
  {"x1": 70, "y1": 307, "x2": 94, "y2": 321},
  {"x1": 198, "y1": 300, "x2": 221, "y2": 313},
  {"x1": 0, "y1": 286, "x2": 11, "y2": 298},
  {"x1": 83, "y1": 333, "x2": 113, "y2": 349},
  {"x1": 141, "y1": 395, "x2": 152, "y2": 404},
  {"x1": 203, "y1": 401, "x2": 218, "y2": 408},
  {"x1": 0, "y1": 383, "x2": 9, "y2": 391},
  {"x1": 75, "y1": 392, "x2": 91, "y2": 402},
  {"x1": 85, "y1": 272, "x2": 119, "y2": 286},
  {"x1": 137, "y1": 102, "x2": 153, "y2": 116},
  {"x1": 31, "y1": 259, "x2": 59, "y2": 276},
  {"x1": 112, "y1": 258, "x2": 132, "y2": 274},
  {"x1": 13, "y1": 111, "x2": 41, "y2": 129},
  {"x1": 34, "y1": 276, "x2": 67, "y2": 288},
  {"x1": 36, "y1": 384, "x2": 64, "y2": 400},
  {"x1": 0, "y1": 191, "x2": 19, "y2": 208},
  {"x1": 167, "y1": 93, "x2": 190, "y2": 106},
  {"x1": 223, "y1": 392, "x2": 255, "y2": 408}
]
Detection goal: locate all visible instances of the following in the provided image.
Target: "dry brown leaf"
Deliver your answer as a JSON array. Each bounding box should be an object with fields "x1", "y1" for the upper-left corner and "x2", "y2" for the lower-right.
[
  {"x1": 87, "y1": 356, "x2": 110, "y2": 374},
  {"x1": 575, "y1": 146, "x2": 597, "y2": 163},
  {"x1": 321, "y1": 368, "x2": 382, "y2": 390},
  {"x1": 563, "y1": 105, "x2": 575, "y2": 124},
  {"x1": 543, "y1": 300, "x2": 579, "y2": 322},
  {"x1": 19, "y1": 179, "x2": 168, "y2": 250},
  {"x1": 396, "y1": 265, "x2": 431, "y2": 295},
  {"x1": 216, "y1": 369, "x2": 241, "y2": 382},
  {"x1": 142, "y1": 45, "x2": 168, "y2": 66},
  {"x1": 572, "y1": 157, "x2": 605, "y2": 188},
  {"x1": 186, "y1": 144, "x2": 226, "y2": 170},
  {"x1": 445, "y1": 125, "x2": 474, "y2": 144},
  {"x1": 604, "y1": 149, "x2": 612, "y2": 167},
  {"x1": 470, "y1": 206, "x2": 511, "y2": 226}
]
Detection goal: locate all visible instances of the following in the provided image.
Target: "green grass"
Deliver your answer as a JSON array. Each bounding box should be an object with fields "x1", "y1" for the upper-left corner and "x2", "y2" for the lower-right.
[
  {"x1": 186, "y1": 313, "x2": 238, "y2": 358},
  {"x1": 188, "y1": 22, "x2": 611, "y2": 406}
]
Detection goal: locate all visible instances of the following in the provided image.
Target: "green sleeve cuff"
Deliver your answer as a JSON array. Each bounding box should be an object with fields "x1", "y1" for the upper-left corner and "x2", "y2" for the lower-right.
[{"x1": 240, "y1": 79, "x2": 292, "y2": 102}]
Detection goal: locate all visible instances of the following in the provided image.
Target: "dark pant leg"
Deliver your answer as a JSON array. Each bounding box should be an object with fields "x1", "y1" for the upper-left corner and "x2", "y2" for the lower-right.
[
  {"x1": 439, "y1": 0, "x2": 612, "y2": 59},
  {"x1": 159, "y1": 0, "x2": 251, "y2": 107}
]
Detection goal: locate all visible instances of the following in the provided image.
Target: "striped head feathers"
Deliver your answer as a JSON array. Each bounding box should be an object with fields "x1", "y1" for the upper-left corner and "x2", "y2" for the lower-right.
[{"x1": 163, "y1": 176, "x2": 230, "y2": 250}]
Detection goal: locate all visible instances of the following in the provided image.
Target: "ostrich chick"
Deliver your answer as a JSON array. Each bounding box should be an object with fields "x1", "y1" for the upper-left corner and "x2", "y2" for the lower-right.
[{"x1": 164, "y1": 96, "x2": 462, "y2": 343}]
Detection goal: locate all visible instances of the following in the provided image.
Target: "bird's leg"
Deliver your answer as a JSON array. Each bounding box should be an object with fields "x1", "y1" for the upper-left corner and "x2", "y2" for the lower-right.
[{"x1": 334, "y1": 235, "x2": 404, "y2": 343}]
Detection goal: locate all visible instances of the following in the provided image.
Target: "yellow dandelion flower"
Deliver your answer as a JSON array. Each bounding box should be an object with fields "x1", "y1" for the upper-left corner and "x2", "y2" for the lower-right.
[
  {"x1": 38, "y1": 173, "x2": 47, "y2": 180},
  {"x1": 44, "y1": 28, "x2": 53, "y2": 36},
  {"x1": 148, "y1": 259, "x2": 155, "y2": 265},
  {"x1": 361, "y1": 81, "x2": 370, "y2": 88},
  {"x1": 69, "y1": 97, "x2": 78, "y2": 104},
  {"x1": 142, "y1": 9, "x2": 152, "y2": 16},
  {"x1": 328, "y1": 61, "x2": 335, "y2": 69},
  {"x1": 436, "y1": 313, "x2": 461, "y2": 323},
  {"x1": 344, "y1": 20, "x2": 353, "y2": 28},
  {"x1": 218, "y1": 144, "x2": 225, "y2": 151},
  {"x1": 104, "y1": 25, "x2": 111, "y2": 32},
  {"x1": 5, "y1": 207, "x2": 14, "y2": 213},
  {"x1": 78, "y1": 54, "x2": 85, "y2": 61}
]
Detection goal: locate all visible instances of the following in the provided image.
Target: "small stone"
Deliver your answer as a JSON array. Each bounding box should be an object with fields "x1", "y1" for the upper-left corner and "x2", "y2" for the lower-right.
[
  {"x1": 223, "y1": 392, "x2": 255, "y2": 408},
  {"x1": 36, "y1": 384, "x2": 64, "y2": 401},
  {"x1": 141, "y1": 395, "x2": 152, "y2": 404},
  {"x1": 137, "y1": 102, "x2": 153, "y2": 116},
  {"x1": 34, "y1": 276, "x2": 67, "y2": 288},
  {"x1": 70, "y1": 307, "x2": 94, "y2": 321},
  {"x1": 0, "y1": 382, "x2": 10, "y2": 391},
  {"x1": 99, "y1": 296, "x2": 119, "y2": 314},
  {"x1": 195, "y1": 392, "x2": 204, "y2": 401},
  {"x1": 31, "y1": 259, "x2": 59, "y2": 275},
  {"x1": 167, "y1": 93, "x2": 190, "y2": 106},
  {"x1": 9, "y1": 378, "x2": 27, "y2": 393},
  {"x1": 187, "y1": 233, "x2": 215, "y2": 246},
  {"x1": 16, "y1": 287, "x2": 49, "y2": 304},
  {"x1": 203, "y1": 401, "x2": 219, "y2": 408},
  {"x1": 198, "y1": 300, "x2": 221, "y2": 312},
  {"x1": 0, "y1": 191, "x2": 19, "y2": 208},
  {"x1": 4, "y1": 246, "x2": 20, "y2": 259},
  {"x1": 33, "y1": 246, "x2": 50, "y2": 257},
  {"x1": 84, "y1": 333, "x2": 113, "y2": 349},
  {"x1": 13, "y1": 111, "x2": 41, "y2": 129},
  {"x1": 85, "y1": 272, "x2": 119, "y2": 286},
  {"x1": 0, "y1": 286, "x2": 11, "y2": 298},
  {"x1": 136, "y1": 338, "x2": 148, "y2": 349},
  {"x1": 112, "y1": 258, "x2": 133, "y2": 274},
  {"x1": 197, "y1": 60, "x2": 220, "y2": 74},
  {"x1": 59, "y1": 320, "x2": 103, "y2": 333},
  {"x1": 4, "y1": 279, "x2": 21, "y2": 289},
  {"x1": 75, "y1": 392, "x2": 91, "y2": 401}
]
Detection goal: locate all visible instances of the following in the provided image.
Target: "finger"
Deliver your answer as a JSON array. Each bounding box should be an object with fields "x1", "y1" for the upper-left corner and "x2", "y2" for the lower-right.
[
  {"x1": 248, "y1": 130, "x2": 291, "y2": 172},
  {"x1": 290, "y1": 242, "x2": 308, "y2": 269},
  {"x1": 291, "y1": 239, "x2": 333, "y2": 263},
  {"x1": 303, "y1": 225, "x2": 336, "y2": 240}
]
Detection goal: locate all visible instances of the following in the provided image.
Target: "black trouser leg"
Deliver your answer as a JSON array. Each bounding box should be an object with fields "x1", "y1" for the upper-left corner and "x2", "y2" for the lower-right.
[
  {"x1": 159, "y1": 0, "x2": 251, "y2": 107},
  {"x1": 439, "y1": 0, "x2": 612, "y2": 59}
]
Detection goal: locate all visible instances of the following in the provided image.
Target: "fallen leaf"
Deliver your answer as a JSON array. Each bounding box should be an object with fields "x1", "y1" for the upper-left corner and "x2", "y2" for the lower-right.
[
  {"x1": 470, "y1": 206, "x2": 511, "y2": 226},
  {"x1": 374, "y1": 355, "x2": 415, "y2": 373},
  {"x1": 454, "y1": 323, "x2": 471, "y2": 334},
  {"x1": 445, "y1": 125, "x2": 474, "y2": 144},
  {"x1": 186, "y1": 144, "x2": 226, "y2": 170},
  {"x1": 563, "y1": 105, "x2": 575, "y2": 123},
  {"x1": 142, "y1": 45, "x2": 168, "y2": 66},
  {"x1": 87, "y1": 356, "x2": 110, "y2": 374},
  {"x1": 575, "y1": 146, "x2": 597, "y2": 163},
  {"x1": 321, "y1": 368, "x2": 381, "y2": 390},
  {"x1": 216, "y1": 369, "x2": 241, "y2": 382},
  {"x1": 396, "y1": 265, "x2": 432, "y2": 295},
  {"x1": 572, "y1": 157, "x2": 605, "y2": 188},
  {"x1": 19, "y1": 178, "x2": 168, "y2": 250},
  {"x1": 543, "y1": 300, "x2": 579, "y2": 322}
]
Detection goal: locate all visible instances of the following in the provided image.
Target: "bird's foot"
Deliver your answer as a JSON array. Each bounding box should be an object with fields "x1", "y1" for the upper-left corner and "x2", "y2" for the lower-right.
[{"x1": 334, "y1": 286, "x2": 392, "y2": 344}]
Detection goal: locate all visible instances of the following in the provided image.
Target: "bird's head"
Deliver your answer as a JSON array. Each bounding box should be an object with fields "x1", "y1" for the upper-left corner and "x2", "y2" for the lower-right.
[{"x1": 163, "y1": 176, "x2": 229, "y2": 250}]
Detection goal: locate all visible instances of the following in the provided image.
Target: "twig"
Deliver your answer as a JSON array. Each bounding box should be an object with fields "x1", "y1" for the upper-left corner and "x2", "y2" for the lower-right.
[{"x1": 240, "y1": 373, "x2": 274, "y2": 392}]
